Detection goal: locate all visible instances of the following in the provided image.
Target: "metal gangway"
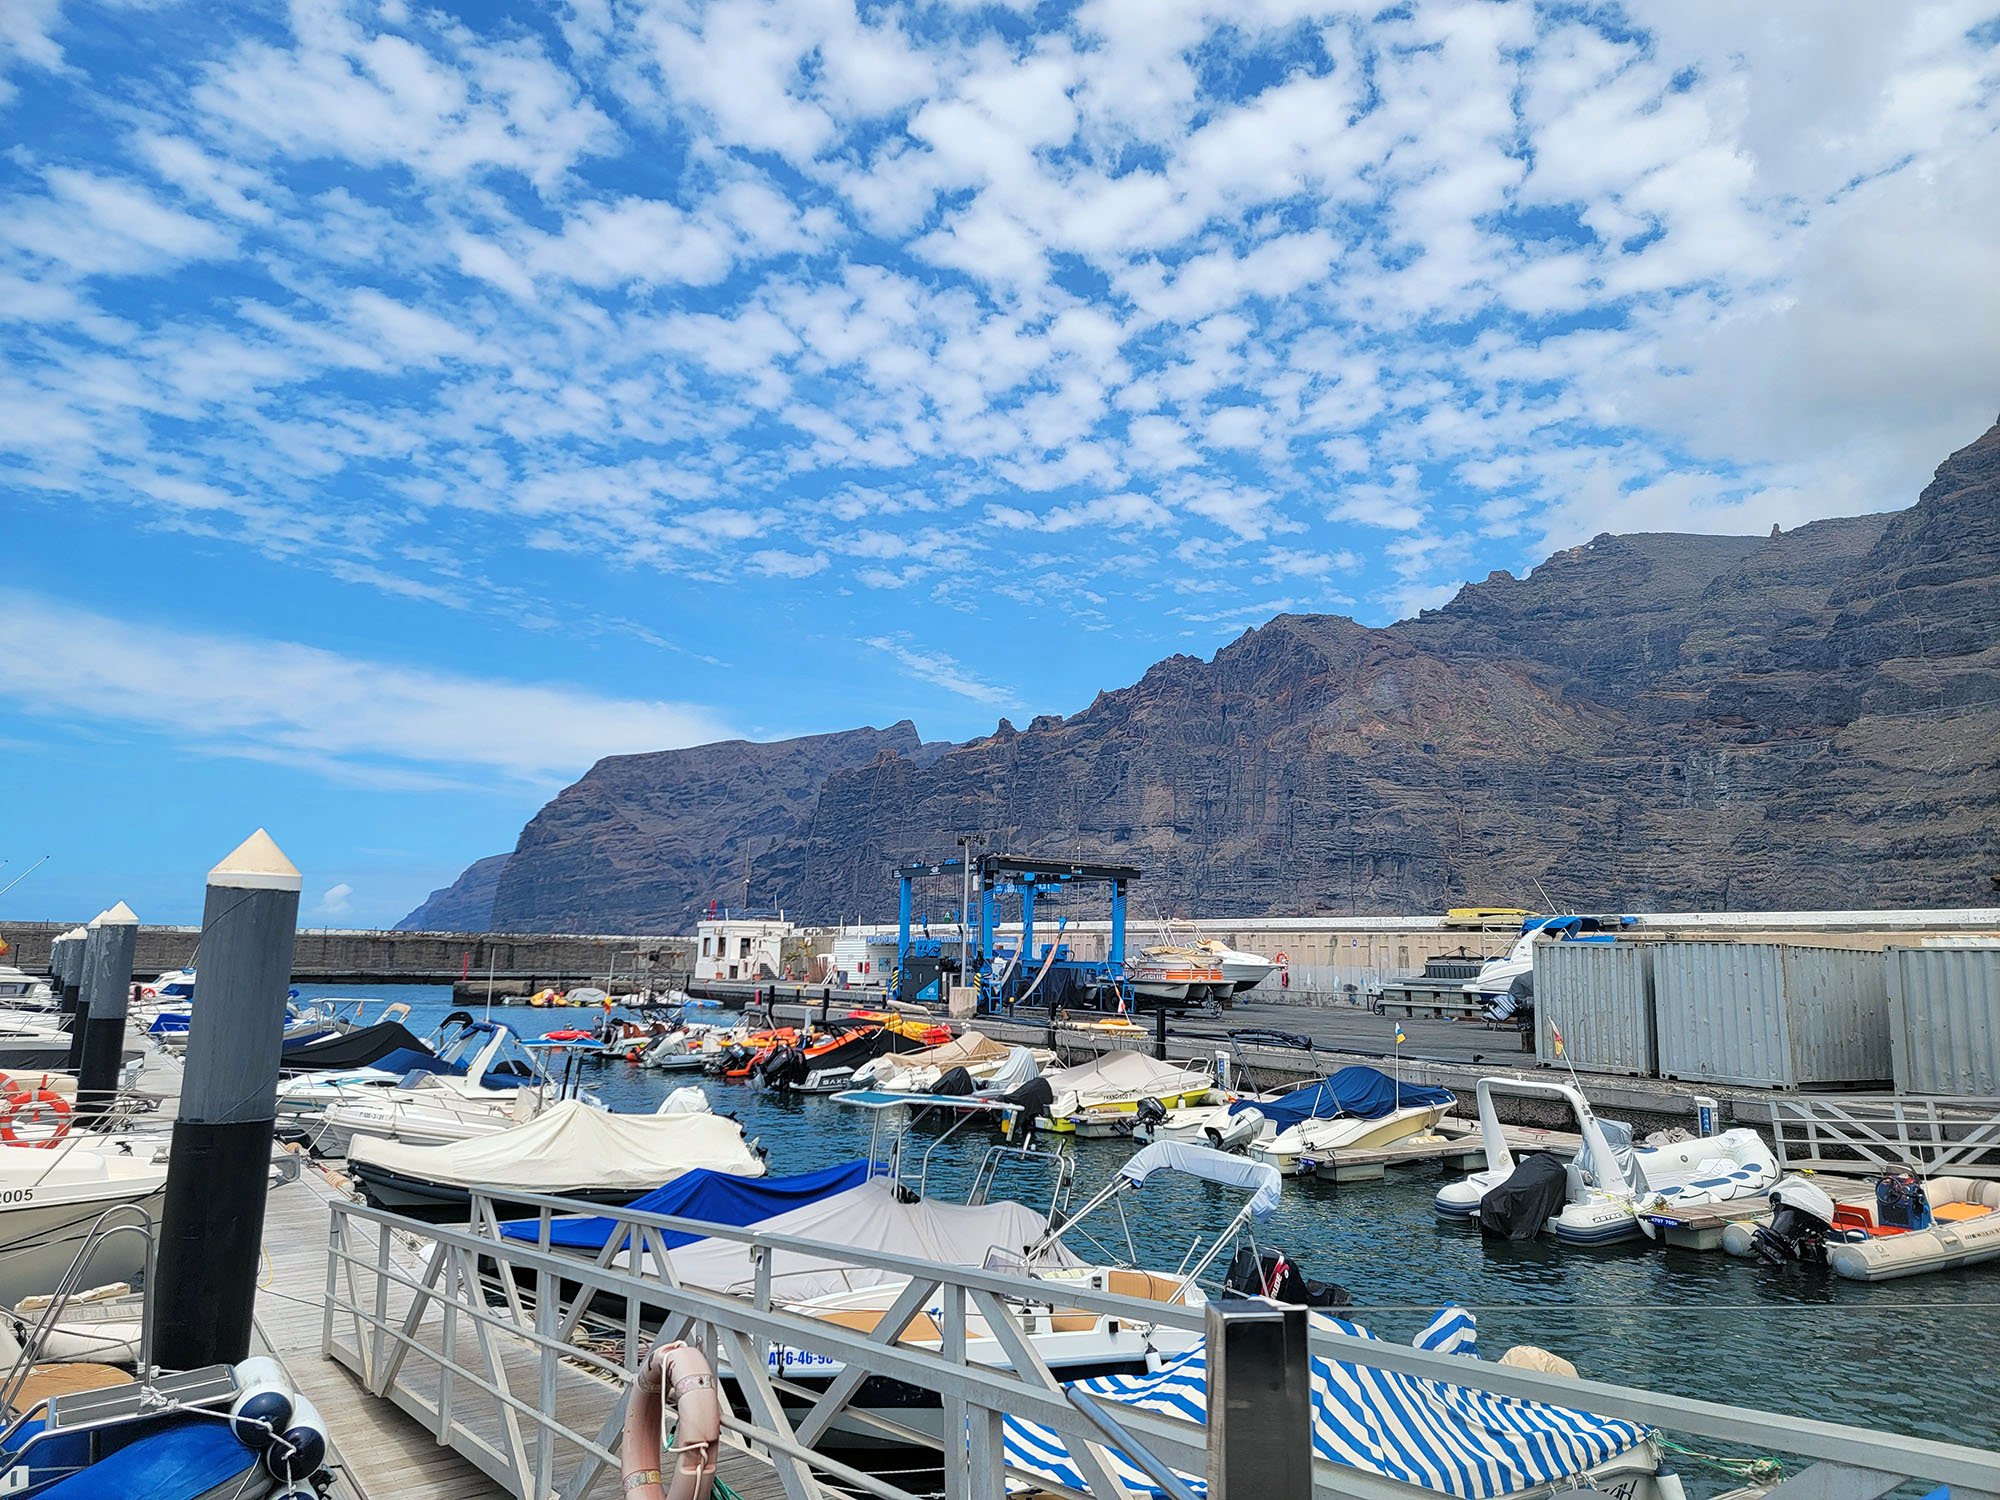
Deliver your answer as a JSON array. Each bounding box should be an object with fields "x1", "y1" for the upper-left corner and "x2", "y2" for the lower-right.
[
  {"x1": 319, "y1": 1191, "x2": 2000, "y2": 1500},
  {"x1": 1768, "y1": 1094, "x2": 2000, "y2": 1180}
]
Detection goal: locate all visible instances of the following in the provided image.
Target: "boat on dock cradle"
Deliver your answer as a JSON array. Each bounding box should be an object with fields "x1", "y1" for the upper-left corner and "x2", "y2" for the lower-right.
[
  {"x1": 346, "y1": 1097, "x2": 765, "y2": 1219},
  {"x1": 1723, "y1": 1172, "x2": 2000, "y2": 1281},
  {"x1": 1436, "y1": 1077, "x2": 1778, "y2": 1246}
]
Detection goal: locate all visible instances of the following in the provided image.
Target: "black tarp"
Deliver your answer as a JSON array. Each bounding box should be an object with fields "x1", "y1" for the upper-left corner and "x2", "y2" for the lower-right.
[
  {"x1": 279, "y1": 1021, "x2": 433, "y2": 1074},
  {"x1": 1476, "y1": 1153, "x2": 1570, "y2": 1241}
]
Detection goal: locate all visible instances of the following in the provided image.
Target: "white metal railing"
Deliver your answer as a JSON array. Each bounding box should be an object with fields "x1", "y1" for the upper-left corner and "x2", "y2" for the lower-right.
[
  {"x1": 320, "y1": 1191, "x2": 2000, "y2": 1500},
  {"x1": 1768, "y1": 1094, "x2": 2000, "y2": 1179}
]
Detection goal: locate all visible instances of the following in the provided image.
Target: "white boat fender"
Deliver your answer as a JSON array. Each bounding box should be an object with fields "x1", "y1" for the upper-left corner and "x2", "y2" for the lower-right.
[
  {"x1": 623, "y1": 1340, "x2": 720, "y2": 1500},
  {"x1": 261, "y1": 1392, "x2": 329, "y2": 1483},
  {"x1": 228, "y1": 1356, "x2": 296, "y2": 1449}
]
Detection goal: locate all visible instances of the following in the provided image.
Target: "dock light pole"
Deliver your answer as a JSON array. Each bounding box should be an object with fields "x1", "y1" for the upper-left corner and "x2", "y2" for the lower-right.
[
  {"x1": 148, "y1": 829, "x2": 301, "y2": 1373},
  {"x1": 76, "y1": 902, "x2": 138, "y2": 1128}
]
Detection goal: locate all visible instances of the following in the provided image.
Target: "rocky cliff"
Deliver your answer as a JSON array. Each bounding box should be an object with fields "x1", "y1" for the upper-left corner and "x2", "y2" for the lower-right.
[
  {"x1": 408, "y1": 418, "x2": 2000, "y2": 931},
  {"x1": 397, "y1": 853, "x2": 508, "y2": 931}
]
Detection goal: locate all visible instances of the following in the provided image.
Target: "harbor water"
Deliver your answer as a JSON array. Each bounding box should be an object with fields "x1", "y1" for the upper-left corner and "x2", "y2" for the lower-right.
[{"x1": 298, "y1": 986, "x2": 2000, "y2": 1456}]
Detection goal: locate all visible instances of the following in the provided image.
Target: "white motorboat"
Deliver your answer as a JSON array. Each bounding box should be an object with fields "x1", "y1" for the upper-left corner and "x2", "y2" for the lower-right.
[
  {"x1": 274, "y1": 1017, "x2": 541, "y2": 1136},
  {"x1": 852, "y1": 1031, "x2": 1048, "y2": 1093},
  {"x1": 1027, "y1": 1050, "x2": 1214, "y2": 1137},
  {"x1": 1434, "y1": 1077, "x2": 1778, "y2": 1246},
  {"x1": 313, "y1": 1076, "x2": 547, "y2": 1157},
  {"x1": 1192, "y1": 937, "x2": 1277, "y2": 995},
  {"x1": 0, "y1": 1140, "x2": 169, "y2": 1304},
  {"x1": 0, "y1": 967, "x2": 56, "y2": 1013},
  {"x1": 347, "y1": 1098, "x2": 764, "y2": 1219},
  {"x1": 1128, "y1": 946, "x2": 1226, "y2": 1007},
  {"x1": 0, "y1": 1021, "x2": 75, "y2": 1074},
  {"x1": 134, "y1": 967, "x2": 197, "y2": 1007}
]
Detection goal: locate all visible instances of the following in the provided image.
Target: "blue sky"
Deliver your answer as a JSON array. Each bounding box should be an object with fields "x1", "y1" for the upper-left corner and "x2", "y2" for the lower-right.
[{"x1": 3, "y1": 0, "x2": 1998, "y2": 929}]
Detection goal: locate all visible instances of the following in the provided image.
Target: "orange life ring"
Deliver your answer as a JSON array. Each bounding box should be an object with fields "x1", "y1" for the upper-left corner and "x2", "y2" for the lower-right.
[
  {"x1": 1273, "y1": 951, "x2": 1290, "y2": 966},
  {"x1": 0, "y1": 1088, "x2": 72, "y2": 1146}
]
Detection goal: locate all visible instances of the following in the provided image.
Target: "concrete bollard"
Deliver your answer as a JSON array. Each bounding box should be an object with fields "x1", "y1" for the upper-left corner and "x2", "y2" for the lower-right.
[
  {"x1": 147, "y1": 829, "x2": 301, "y2": 1372},
  {"x1": 1205, "y1": 1301, "x2": 1311, "y2": 1498},
  {"x1": 77, "y1": 902, "x2": 138, "y2": 1127}
]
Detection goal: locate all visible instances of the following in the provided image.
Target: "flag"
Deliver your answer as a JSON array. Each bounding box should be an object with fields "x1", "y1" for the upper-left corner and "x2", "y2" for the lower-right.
[
  {"x1": 1551, "y1": 1023, "x2": 1565, "y2": 1057},
  {"x1": 1394, "y1": 1023, "x2": 1406, "y2": 1045}
]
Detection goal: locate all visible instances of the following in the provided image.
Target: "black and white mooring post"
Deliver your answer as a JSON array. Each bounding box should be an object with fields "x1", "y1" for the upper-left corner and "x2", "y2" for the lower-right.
[
  {"x1": 1204, "y1": 1300, "x2": 1312, "y2": 1498},
  {"x1": 147, "y1": 829, "x2": 301, "y2": 1373},
  {"x1": 48, "y1": 930, "x2": 76, "y2": 1031},
  {"x1": 58, "y1": 926, "x2": 90, "y2": 1070},
  {"x1": 77, "y1": 902, "x2": 138, "y2": 1128}
]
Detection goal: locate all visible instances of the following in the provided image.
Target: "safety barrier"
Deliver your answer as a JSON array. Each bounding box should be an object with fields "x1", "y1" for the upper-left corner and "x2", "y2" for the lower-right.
[{"x1": 1768, "y1": 1094, "x2": 2000, "y2": 1179}]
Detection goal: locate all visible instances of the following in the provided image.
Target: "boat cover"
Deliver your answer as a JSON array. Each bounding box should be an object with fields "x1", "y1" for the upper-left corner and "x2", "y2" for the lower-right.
[
  {"x1": 41, "y1": 1416, "x2": 260, "y2": 1497},
  {"x1": 1477, "y1": 1154, "x2": 1571, "y2": 1241},
  {"x1": 347, "y1": 1099, "x2": 764, "y2": 1191},
  {"x1": 975, "y1": 1046, "x2": 1041, "y2": 1097},
  {"x1": 884, "y1": 1031, "x2": 1011, "y2": 1073},
  {"x1": 1118, "y1": 1141, "x2": 1282, "y2": 1219},
  {"x1": 611, "y1": 1179, "x2": 1080, "y2": 1301},
  {"x1": 1229, "y1": 1067, "x2": 1455, "y2": 1129},
  {"x1": 1042, "y1": 1051, "x2": 1209, "y2": 1106},
  {"x1": 498, "y1": 1159, "x2": 877, "y2": 1251},
  {"x1": 279, "y1": 1021, "x2": 434, "y2": 1074},
  {"x1": 1003, "y1": 1307, "x2": 1647, "y2": 1500}
]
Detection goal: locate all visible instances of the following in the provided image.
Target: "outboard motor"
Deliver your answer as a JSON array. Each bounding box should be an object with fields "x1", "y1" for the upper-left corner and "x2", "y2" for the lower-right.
[
  {"x1": 1205, "y1": 1107, "x2": 1265, "y2": 1153},
  {"x1": 1134, "y1": 1097, "x2": 1169, "y2": 1131},
  {"x1": 758, "y1": 1044, "x2": 808, "y2": 1091},
  {"x1": 932, "y1": 1065, "x2": 976, "y2": 1097},
  {"x1": 1749, "y1": 1175, "x2": 1838, "y2": 1267},
  {"x1": 1476, "y1": 1153, "x2": 1570, "y2": 1241},
  {"x1": 1221, "y1": 1246, "x2": 1352, "y2": 1309},
  {"x1": 994, "y1": 1077, "x2": 1054, "y2": 1141}
]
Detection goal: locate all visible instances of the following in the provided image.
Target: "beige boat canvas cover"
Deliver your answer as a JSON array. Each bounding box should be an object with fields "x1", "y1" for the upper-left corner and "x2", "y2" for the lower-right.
[
  {"x1": 347, "y1": 1099, "x2": 764, "y2": 1191},
  {"x1": 623, "y1": 1179, "x2": 1080, "y2": 1301},
  {"x1": 883, "y1": 1030, "x2": 1011, "y2": 1074},
  {"x1": 1042, "y1": 1050, "x2": 1210, "y2": 1107}
]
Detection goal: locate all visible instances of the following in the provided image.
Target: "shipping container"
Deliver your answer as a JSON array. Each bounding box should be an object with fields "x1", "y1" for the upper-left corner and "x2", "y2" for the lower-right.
[
  {"x1": 1535, "y1": 941, "x2": 1656, "y2": 1075},
  {"x1": 1886, "y1": 945, "x2": 2000, "y2": 1096},
  {"x1": 1653, "y1": 942, "x2": 1892, "y2": 1088}
]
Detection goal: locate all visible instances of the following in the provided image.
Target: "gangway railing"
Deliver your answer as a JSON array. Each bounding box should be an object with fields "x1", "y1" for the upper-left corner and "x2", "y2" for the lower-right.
[
  {"x1": 321, "y1": 1190, "x2": 2000, "y2": 1500},
  {"x1": 1768, "y1": 1094, "x2": 2000, "y2": 1179}
]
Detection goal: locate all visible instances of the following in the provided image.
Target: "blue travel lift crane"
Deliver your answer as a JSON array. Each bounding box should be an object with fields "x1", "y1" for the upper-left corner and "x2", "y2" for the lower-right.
[{"x1": 893, "y1": 853, "x2": 1142, "y2": 1014}]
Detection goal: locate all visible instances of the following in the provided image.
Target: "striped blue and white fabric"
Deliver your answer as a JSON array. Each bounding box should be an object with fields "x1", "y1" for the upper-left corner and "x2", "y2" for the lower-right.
[{"x1": 1001, "y1": 1307, "x2": 1647, "y2": 1499}]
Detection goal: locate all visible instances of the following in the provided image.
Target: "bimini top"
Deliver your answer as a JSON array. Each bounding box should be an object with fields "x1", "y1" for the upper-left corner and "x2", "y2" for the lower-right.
[
  {"x1": 498, "y1": 1159, "x2": 876, "y2": 1251},
  {"x1": 1002, "y1": 1307, "x2": 1648, "y2": 1500},
  {"x1": 1229, "y1": 1066, "x2": 1456, "y2": 1130},
  {"x1": 347, "y1": 1100, "x2": 764, "y2": 1192},
  {"x1": 1118, "y1": 1141, "x2": 1282, "y2": 1219}
]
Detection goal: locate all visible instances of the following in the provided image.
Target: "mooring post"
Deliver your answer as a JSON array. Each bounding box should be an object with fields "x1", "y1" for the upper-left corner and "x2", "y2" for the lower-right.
[
  {"x1": 147, "y1": 829, "x2": 301, "y2": 1372},
  {"x1": 61, "y1": 927, "x2": 91, "y2": 1070},
  {"x1": 1154, "y1": 999, "x2": 1168, "y2": 1061},
  {"x1": 50, "y1": 931, "x2": 75, "y2": 1030},
  {"x1": 1205, "y1": 1301, "x2": 1311, "y2": 1498},
  {"x1": 77, "y1": 902, "x2": 138, "y2": 1127}
]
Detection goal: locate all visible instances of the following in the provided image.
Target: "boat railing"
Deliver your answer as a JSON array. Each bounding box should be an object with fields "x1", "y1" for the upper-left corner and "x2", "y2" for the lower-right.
[
  {"x1": 1767, "y1": 1093, "x2": 2000, "y2": 1180},
  {"x1": 0, "y1": 1202, "x2": 157, "y2": 1422},
  {"x1": 322, "y1": 1187, "x2": 2000, "y2": 1500}
]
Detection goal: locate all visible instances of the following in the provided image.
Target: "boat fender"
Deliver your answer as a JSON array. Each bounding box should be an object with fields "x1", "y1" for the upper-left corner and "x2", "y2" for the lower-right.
[
  {"x1": 261, "y1": 1392, "x2": 329, "y2": 1482},
  {"x1": 1654, "y1": 1462, "x2": 1688, "y2": 1500},
  {"x1": 0, "y1": 1087, "x2": 71, "y2": 1146},
  {"x1": 229, "y1": 1356, "x2": 296, "y2": 1449},
  {"x1": 623, "y1": 1340, "x2": 720, "y2": 1500}
]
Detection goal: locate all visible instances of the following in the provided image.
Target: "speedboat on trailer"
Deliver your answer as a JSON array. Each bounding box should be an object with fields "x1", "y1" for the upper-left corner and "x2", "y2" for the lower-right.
[{"x1": 1434, "y1": 1077, "x2": 1777, "y2": 1246}]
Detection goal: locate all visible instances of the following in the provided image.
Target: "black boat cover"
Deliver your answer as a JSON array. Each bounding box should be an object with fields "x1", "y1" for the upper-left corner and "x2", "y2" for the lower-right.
[
  {"x1": 994, "y1": 1076, "x2": 1055, "y2": 1139},
  {"x1": 279, "y1": 1021, "x2": 433, "y2": 1073},
  {"x1": 931, "y1": 1066, "x2": 976, "y2": 1096},
  {"x1": 1476, "y1": 1153, "x2": 1570, "y2": 1241}
]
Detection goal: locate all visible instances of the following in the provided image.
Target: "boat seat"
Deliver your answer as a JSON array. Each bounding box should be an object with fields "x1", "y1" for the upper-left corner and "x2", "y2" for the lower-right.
[
  {"x1": 1044, "y1": 1311, "x2": 1101, "y2": 1332},
  {"x1": 1932, "y1": 1202, "x2": 1993, "y2": 1223},
  {"x1": 1105, "y1": 1269, "x2": 1182, "y2": 1303},
  {"x1": 810, "y1": 1308, "x2": 942, "y2": 1343}
]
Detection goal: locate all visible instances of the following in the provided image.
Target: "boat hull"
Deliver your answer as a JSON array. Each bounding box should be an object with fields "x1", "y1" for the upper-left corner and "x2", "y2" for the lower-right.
[{"x1": 0, "y1": 1184, "x2": 166, "y2": 1304}]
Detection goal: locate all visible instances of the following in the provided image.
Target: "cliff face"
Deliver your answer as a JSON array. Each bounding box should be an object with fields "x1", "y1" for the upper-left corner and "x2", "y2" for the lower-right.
[
  {"x1": 482, "y1": 722, "x2": 929, "y2": 933},
  {"x1": 396, "y1": 853, "x2": 508, "y2": 931},
  {"x1": 409, "y1": 417, "x2": 2000, "y2": 931}
]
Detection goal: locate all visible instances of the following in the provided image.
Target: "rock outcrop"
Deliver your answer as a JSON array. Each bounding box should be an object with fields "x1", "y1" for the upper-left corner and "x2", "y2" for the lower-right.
[
  {"x1": 396, "y1": 853, "x2": 508, "y2": 931},
  {"x1": 407, "y1": 417, "x2": 2000, "y2": 932}
]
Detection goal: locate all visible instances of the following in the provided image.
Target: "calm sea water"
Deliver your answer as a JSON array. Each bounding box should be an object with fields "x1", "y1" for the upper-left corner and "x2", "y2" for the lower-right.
[{"x1": 294, "y1": 985, "x2": 2000, "y2": 1456}]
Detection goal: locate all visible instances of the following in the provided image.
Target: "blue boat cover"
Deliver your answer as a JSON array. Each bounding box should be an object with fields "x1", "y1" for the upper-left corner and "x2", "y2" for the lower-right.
[
  {"x1": 496, "y1": 1159, "x2": 877, "y2": 1251},
  {"x1": 1229, "y1": 1067, "x2": 1456, "y2": 1129},
  {"x1": 1003, "y1": 1307, "x2": 1648, "y2": 1499},
  {"x1": 41, "y1": 1417, "x2": 257, "y2": 1497}
]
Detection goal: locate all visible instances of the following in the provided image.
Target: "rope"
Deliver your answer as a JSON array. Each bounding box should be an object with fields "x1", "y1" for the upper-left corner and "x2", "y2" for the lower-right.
[{"x1": 1655, "y1": 1434, "x2": 1786, "y2": 1481}]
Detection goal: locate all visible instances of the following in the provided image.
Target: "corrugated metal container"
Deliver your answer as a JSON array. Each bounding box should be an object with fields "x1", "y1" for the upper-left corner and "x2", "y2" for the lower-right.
[
  {"x1": 1535, "y1": 941, "x2": 1656, "y2": 1075},
  {"x1": 1886, "y1": 945, "x2": 2000, "y2": 1096},
  {"x1": 1653, "y1": 942, "x2": 1892, "y2": 1088}
]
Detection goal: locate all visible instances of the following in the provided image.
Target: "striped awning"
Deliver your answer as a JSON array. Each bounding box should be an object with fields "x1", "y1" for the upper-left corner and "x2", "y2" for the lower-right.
[{"x1": 1001, "y1": 1308, "x2": 1648, "y2": 1499}]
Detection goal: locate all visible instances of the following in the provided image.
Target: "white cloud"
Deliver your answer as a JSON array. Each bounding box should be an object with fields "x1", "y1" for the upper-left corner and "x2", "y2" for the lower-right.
[
  {"x1": 864, "y1": 636, "x2": 1019, "y2": 707},
  {"x1": 317, "y1": 881, "x2": 354, "y2": 915},
  {"x1": 0, "y1": 589, "x2": 733, "y2": 787}
]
